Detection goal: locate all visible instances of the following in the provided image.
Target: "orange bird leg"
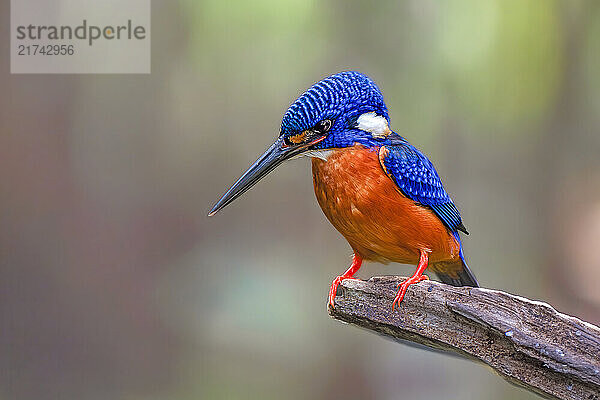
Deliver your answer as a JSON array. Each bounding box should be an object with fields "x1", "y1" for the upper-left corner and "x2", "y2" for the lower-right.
[
  {"x1": 328, "y1": 253, "x2": 363, "y2": 308},
  {"x1": 392, "y1": 250, "x2": 430, "y2": 310}
]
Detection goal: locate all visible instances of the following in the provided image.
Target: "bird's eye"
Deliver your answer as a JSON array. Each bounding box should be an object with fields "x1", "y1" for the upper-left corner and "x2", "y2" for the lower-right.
[{"x1": 313, "y1": 119, "x2": 332, "y2": 134}]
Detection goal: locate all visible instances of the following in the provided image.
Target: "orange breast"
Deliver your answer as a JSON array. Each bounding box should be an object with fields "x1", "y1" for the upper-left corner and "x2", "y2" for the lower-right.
[{"x1": 311, "y1": 145, "x2": 460, "y2": 265}]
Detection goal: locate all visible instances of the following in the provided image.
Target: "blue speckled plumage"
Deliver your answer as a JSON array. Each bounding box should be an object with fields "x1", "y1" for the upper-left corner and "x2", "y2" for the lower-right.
[
  {"x1": 281, "y1": 72, "x2": 389, "y2": 149},
  {"x1": 281, "y1": 71, "x2": 388, "y2": 134},
  {"x1": 380, "y1": 139, "x2": 468, "y2": 235}
]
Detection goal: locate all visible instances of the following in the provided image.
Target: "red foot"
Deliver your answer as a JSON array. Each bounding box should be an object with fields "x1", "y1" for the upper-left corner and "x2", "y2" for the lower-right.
[
  {"x1": 328, "y1": 276, "x2": 360, "y2": 308},
  {"x1": 392, "y1": 250, "x2": 430, "y2": 310},
  {"x1": 328, "y1": 254, "x2": 362, "y2": 308}
]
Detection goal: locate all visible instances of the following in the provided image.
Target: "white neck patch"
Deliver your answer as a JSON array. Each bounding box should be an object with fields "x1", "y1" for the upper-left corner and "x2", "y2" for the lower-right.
[
  {"x1": 303, "y1": 149, "x2": 333, "y2": 161},
  {"x1": 357, "y1": 112, "x2": 391, "y2": 138}
]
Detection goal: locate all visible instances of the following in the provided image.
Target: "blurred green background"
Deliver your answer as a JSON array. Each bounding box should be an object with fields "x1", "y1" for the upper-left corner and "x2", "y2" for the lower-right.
[{"x1": 2, "y1": 0, "x2": 600, "y2": 399}]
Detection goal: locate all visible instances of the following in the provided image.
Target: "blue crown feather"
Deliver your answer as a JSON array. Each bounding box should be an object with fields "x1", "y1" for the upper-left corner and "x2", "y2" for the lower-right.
[{"x1": 280, "y1": 71, "x2": 389, "y2": 136}]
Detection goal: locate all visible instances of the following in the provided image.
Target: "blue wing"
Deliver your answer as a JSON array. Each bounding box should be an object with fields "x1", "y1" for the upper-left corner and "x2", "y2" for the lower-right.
[{"x1": 378, "y1": 138, "x2": 468, "y2": 234}]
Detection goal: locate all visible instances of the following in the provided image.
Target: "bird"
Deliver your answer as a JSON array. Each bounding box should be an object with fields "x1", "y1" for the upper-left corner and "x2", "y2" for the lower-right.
[{"x1": 208, "y1": 71, "x2": 478, "y2": 309}]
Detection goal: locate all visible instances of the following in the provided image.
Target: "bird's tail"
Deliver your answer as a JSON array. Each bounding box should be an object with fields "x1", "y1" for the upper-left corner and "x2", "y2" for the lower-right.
[{"x1": 433, "y1": 232, "x2": 479, "y2": 287}]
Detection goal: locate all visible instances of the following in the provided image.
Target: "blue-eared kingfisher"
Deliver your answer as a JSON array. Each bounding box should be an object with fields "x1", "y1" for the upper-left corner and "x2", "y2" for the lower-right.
[{"x1": 209, "y1": 71, "x2": 479, "y2": 309}]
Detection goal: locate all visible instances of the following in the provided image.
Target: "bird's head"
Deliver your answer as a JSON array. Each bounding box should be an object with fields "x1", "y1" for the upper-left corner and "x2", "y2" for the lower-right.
[{"x1": 209, "y1": 71, "x2": 391, "y2": 216}]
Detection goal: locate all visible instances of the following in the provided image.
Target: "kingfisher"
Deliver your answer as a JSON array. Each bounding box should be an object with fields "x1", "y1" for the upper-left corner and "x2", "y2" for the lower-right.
[{"x1": 209, "y1": 71, "x2": 478, "y2": 309}]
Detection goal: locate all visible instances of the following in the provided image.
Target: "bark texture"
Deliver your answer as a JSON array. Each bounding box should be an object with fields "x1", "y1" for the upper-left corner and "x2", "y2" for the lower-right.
[{"x1": 328, "y1": 277, "x2": 600, "y2": 400}]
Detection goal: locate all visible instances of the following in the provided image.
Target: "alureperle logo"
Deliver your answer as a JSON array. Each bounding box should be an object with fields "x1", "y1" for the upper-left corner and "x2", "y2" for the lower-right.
[
  {"x1": 11, "y1": 0, "x2": 150, "y2": 74},
  {"x1": 15, "y1": 19, "x2": 147, "y2": 46}
]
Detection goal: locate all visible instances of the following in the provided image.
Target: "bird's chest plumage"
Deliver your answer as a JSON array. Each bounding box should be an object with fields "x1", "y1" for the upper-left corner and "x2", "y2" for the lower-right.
[{"x1": 311, "y1": 145, "x2": 459, "y2": 264}]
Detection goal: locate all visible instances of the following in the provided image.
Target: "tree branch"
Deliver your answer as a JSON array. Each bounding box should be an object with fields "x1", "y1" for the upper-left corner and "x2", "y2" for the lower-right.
[{"x1": 328, "y1": 277, "x2": 600, "y2": 400}]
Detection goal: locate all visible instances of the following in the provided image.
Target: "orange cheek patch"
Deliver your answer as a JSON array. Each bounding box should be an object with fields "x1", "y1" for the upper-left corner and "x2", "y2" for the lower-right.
[{"x1": 288, "y1": 130, "x2": 308, "y2": 144}]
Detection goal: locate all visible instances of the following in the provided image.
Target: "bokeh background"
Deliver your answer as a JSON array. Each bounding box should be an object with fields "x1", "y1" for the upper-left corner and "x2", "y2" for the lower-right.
[{"x1": 2, "y1": 0, "x2": 600, "y2": 399}]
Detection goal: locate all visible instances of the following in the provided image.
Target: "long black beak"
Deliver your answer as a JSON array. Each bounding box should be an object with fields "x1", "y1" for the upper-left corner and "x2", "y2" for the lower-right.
[{"x1": 208, "y1": 135, "x2": 322, "y2": 216}]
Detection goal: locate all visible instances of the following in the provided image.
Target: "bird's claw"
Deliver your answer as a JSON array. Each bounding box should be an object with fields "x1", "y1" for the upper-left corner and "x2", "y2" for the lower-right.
[
  {"x1": 391, "y1": 275, "x2": 429, "y2": 310},
  {"x1": 328, "y1": 275, "x2": 360, "y2": 308}
]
